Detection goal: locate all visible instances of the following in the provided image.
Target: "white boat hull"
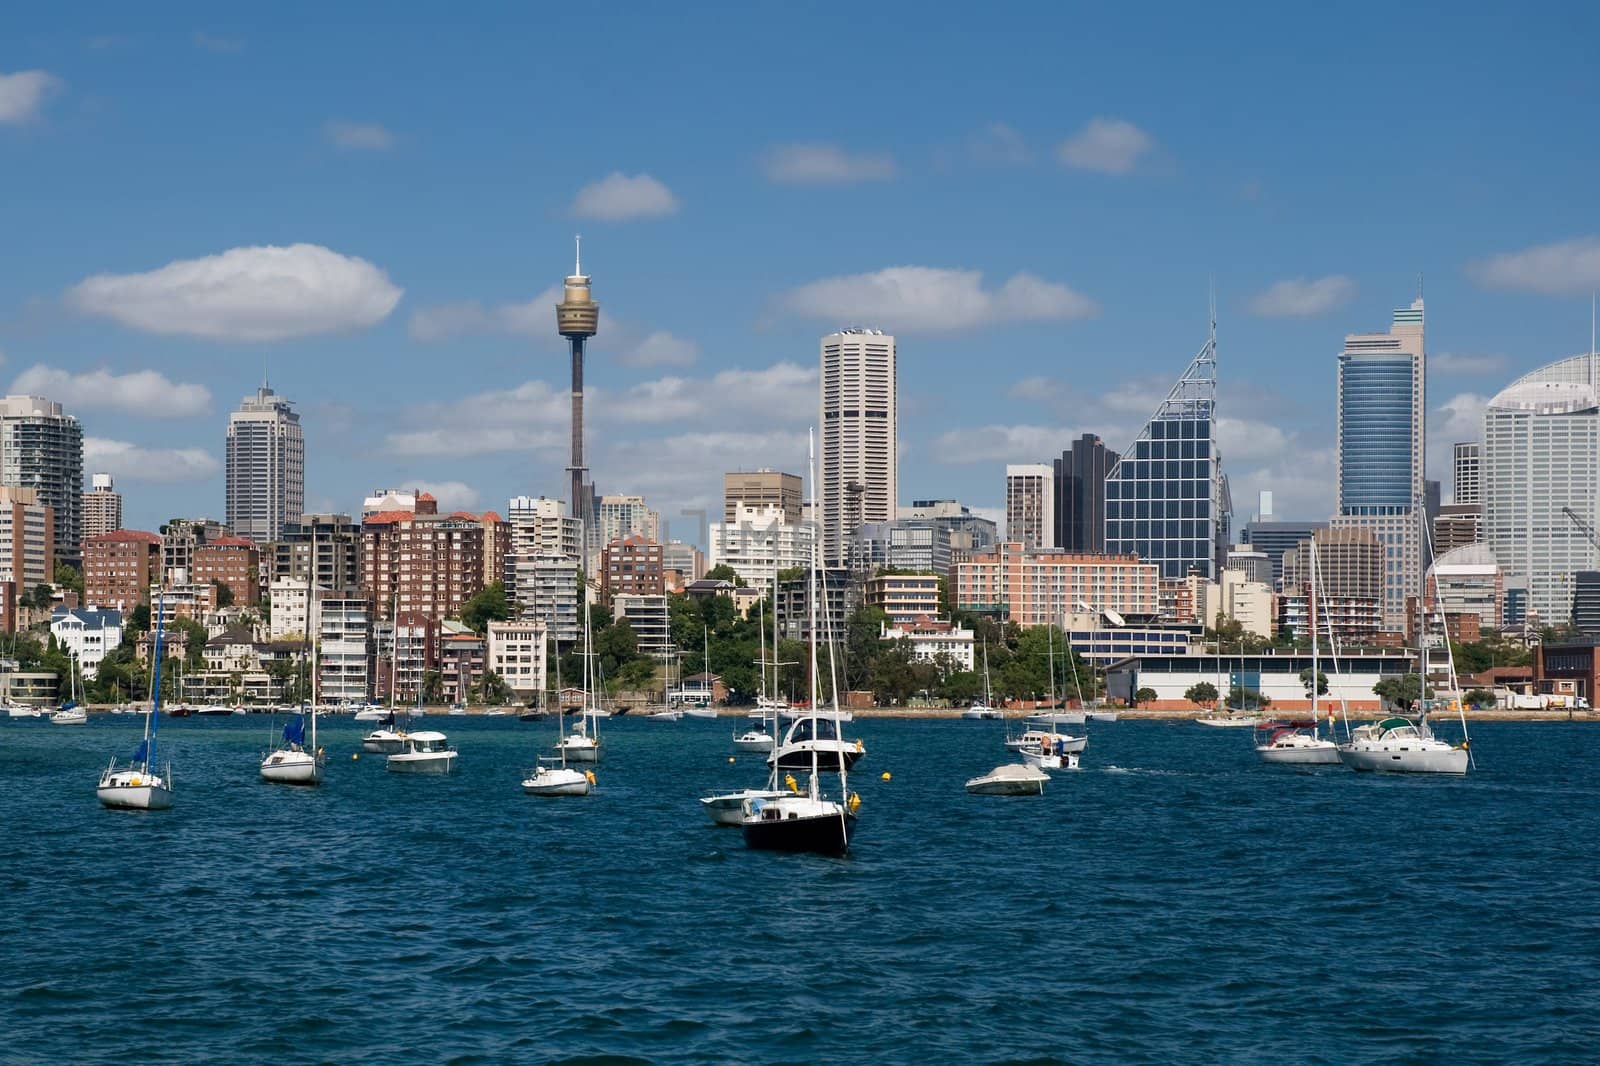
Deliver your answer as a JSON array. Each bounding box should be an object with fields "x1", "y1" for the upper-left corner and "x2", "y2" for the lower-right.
[
  {"x1": 522, "y1": 767, "x2": 592, "y2": 796},
  {"x1": 1087, "y1": 711, "x2": 1119, "y2": 723},
  {"x1": 701, "y1": 788, "x2": 786, "y2": 826},
  {"x1": 1338, "y1": 742, "x2": 1468, "y2": 775},
  {"x1": 386, "y1": 751, "x2": 457, "y2": 774},
  {"x1": 733, "y1": 732, "x2": 774, "y2": 752},
  {"x1": 1257, "y1": 740, "x2": 1342, "y2": 765},
  {"x1": 1028, "y1": 713, "x2": 1086, "y2": 728},
  {"x1": 1197, "y1": 716, "x2": 1264, "y2": 728},
  {"x1": 260, "y1": 750, "x2": 324, "y2": 784},
  {"x1": 1019, "y1": 747, "x2": 1080, "y2": 771},
  {"x1": 557, "y1": 737, "x2": 599, "y2": 763},
  {"x1": 681, "y1": 707, "x2": 717, "y2": 719},
  {"x1": 51, "y1": 709, "x2": 88, "y2": 725},
  {"x1": 7, "y1": 706, "x2": 42, "y2": 719},
  {"x1": 361, "y1": 730, "x2": 408, "y2": 754},
  {"x1": 965, "y1": 764, "x2": 1048, "y2": 796},
  {"x1": 97, "y1": 770, "x2": 173, "y2": 810},
  {"x1": 1005, "y1": 731, "x2": 1086, "y2": 755}
]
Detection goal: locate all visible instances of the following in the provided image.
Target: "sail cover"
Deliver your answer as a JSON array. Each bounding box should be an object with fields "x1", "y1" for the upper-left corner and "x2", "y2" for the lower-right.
[
  {"x1": 283, "y1": 715, "x2": 306, "y2": 745},
  {"x1": 132, "y1": 739, "x2": 149, "y2": 763}
]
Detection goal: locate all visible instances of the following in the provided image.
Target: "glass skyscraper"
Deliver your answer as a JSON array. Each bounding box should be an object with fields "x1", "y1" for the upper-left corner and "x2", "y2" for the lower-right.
[
  {"x1": 1103, "y1": 332, "x2": 1231, "y2": 580},
  {"x1": 1333, "y1": 299, "x2": 1425, "y2": 629}
]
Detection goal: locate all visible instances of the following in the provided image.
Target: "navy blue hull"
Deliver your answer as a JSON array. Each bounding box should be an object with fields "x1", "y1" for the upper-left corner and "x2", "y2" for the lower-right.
[{"x1": 742, "y1": 811, "x2": 856, "y2": 856}]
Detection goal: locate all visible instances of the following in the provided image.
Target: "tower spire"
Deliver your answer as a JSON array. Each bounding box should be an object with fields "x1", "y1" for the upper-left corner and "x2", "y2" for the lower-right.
[{"x1": 575, "y1": 234, "x2": 582, "y2": 277}]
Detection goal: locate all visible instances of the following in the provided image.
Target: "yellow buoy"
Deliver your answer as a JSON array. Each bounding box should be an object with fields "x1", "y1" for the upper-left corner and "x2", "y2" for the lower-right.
[
  {"x1": 352, "y1": 753, "x2": 359, "y2": 760},
  {"x1": 880, "y1": 771, "x2": 891, "y2": 781},
  {"x1": 728, "y1": 756, "x2": 736, "y2": 763}
]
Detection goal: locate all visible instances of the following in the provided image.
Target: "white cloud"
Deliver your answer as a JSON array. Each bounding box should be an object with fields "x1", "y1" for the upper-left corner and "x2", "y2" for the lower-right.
[
  {"x1": 1429, "y1": 392, "x2": 1488, "y2": 500},
  {"x1": 1468, "y1": 237, "x2": 1600, "y2": 296},
  {"x1": 761, "y1": 143, "x2": 896, "y2": 184},
  {"x1": 408, "y1": 480, "x2": 481, "y2": 512},
  {"x1": 1215, "y1": 416, "x2": 1292, "y2": 464},
  {"x1": 9, "y1": 365, "x2": 211, "y2": 417},
  {"x1": 324, "y1": 120, "x2": 394, "y2": 151},
  {"x1": 618, "y1": 331, "x2": 699, "y2": 368},
  {"x1": 192, "y1": 31, "x2": 244, "y2": 53},
  {"x1": 570, "y1": 172, "x2": 679, "y2": 221},
  {"x1": 969, "y1": 123, "x2": 1031, "y2": 165},
  {"x1": 931, "y1": 424, "x2": 1081, "y2": 465},
  {"x1": 1056, "y1": 118, "x2": 1155, "y2": 175},
  {"x1": 1432, "y1": 352, "x2": 1509, "y2": 376},
  {"x1": 68, "y1": 243, "x2": 403, "y2": 341},
  {"x1": 1246, "y1": 275, "x2": 1357, "y2": 318},
  {"x1": 604, "y1": 429, "x2": 809, "y2": 523},
  {"x1": 0, "y1": 70, "x2": 63, "y2": 124},
  {"x1": 1099, "y1": 378, "x2": 1169, "y2": 417},
  {"x1": 84, "y1": 437, "x2": 221, "y2": 482},
  {"x1": 779, "y1": 266, "x2": 1098, "y2": 333},
  {"x1": 407, "y1": 286, "x2": 560, "y2": 342}
]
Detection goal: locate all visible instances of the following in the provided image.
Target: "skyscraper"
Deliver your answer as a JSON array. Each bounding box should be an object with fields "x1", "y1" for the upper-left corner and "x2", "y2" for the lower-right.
[
  {"x1": 1103, "y1": 329, "x2": 1231, "y2": 580},
  {"x1": 1483, "y1": 352, "x2": 1600, "y2": 625},
  {"x1": 1004, "y1": 464, "x2": 1055, "y2": 549},
  {"x1": 555, "y1": 239, "x2": 599, "y2": 531},
  {"x1": 1453, "y1": 442, "x2": 1481, "y2": 505},
  {"x1": 225, "y1": 385, "x2": 305, "y2": 544},
  {"x1": 723, "y1": 469, "x2": 802, "y2": 525},
  {"x1": 83, "y1": 473, "x2": 122, "y2": 540},
  {"x1": 820, "y1": 329, "x2": 897, "y2": 565},
  {"x1": 1332, "y1": 298, "x2": 1425, "y2": 629},
  {"x1": 0, "y1": 395, "x2": 83, "y2": 567},
  {"x1": 1052, "y1": 433, "x2": 1116, "y2": 552}
]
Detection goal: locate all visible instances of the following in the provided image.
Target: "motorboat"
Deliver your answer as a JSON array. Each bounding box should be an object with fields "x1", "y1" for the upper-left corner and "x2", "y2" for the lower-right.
[
  {"x1": 965, "y1": 763, "x2": 1049, "y2": 796},
  {"x1": 1257, "y1": 722, "x2": 1341, "y2": 765},
  {"x1": 1004, "y1": 728, "x2": 1086, "y2": 755},
  {"x1": 701, "y1": 786, "x2": 786, "y2": 826},
  {"x1": 767, "y1": 713, "x2": 865, "y2": 772},
  {"x1": 5, "y1": 703, "x2": 42, "y2": 718},
  {"x1": 1196, "y1": 712, "x2": 1265, "y2": 728},
  {"x1": 647, "y1": 707, "x2": 683, "y2": 721},
  {"x1": 99, "y1": 602, "x2": 174, "y2": 811},
  {"x1": 361, "y1": 726, "x2": 409, "y2": 754},
  {"x1": 682, "y1": 705, "x2": 718, "y2": 719},
  {"x1": 386, "y1": 731, "x2": 457, "y2": 774},
  {"x1": 196, "y1": 704, "x2": 235, "y2": 717},
  {"x1": 1019, "y1": 745, "x2": 1081, "y2": 771},
  {"x1": 732, "y1": 725, "x2": 774, "y2": 752},
  {"x1": 521, "y1": 760, "x2": 594, "y2": 796},
  {"x1": 353, "y1": 705, "x2": 389, "y2": 722},
  {"x1": 1337, "y1": 716, "x2": 1468, "y2": 775}
]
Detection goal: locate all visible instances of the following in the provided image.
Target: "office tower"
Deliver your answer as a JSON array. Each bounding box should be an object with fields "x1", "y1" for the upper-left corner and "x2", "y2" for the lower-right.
[
  {"x1": 1453, "y1": 442, "x2": 1481, "y2": 505},
  {"x1": 0, "y1": 395, "x2": 83, "y2": 567},
  {"x1": 1331, "y1": 298, "x2": 1425, "y2": 629},
  {"x1": 225, "y1": 384, "x2": 305, "y2": 543},
  {"x1": 83, "y1": 473, "x2": 122, "y2": 540},
  {"x1": 723, "y1": 469, "x2": 803, "y2": 525},
  {"x1": 820, "y1": 329, "x2": 897, "y2": 565},
  {"x1": 555, "y1": 239, "x2": 600, "y2": 529},
  {"x1": 1484, "y1": 351, "x2": 1600, "y2": 624},
  {"x1": 1004, "y1": 464, "x2": 1055, "y2": 549},
  {"x1": 898, "y1": 500, "x2": 999, "y2": 558},
  {"x1": 1103, "y1": 328, "x2": 1231, "y2": 579},
  {"x1": 1052, "y1": 433, "x2": 1116, "y2": 553}
]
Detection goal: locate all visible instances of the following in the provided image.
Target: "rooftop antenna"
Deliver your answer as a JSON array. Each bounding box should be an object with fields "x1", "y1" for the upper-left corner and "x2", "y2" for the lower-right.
[
  {"x1": 1417, "y1": 271, "x2": 1424, "y2": 301},
  {"x1": 575, "y1": 234, "x2": 582, "y2": 276}
]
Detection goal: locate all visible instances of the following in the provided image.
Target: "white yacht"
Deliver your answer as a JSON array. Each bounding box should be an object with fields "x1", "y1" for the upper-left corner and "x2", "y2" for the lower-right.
[
  {"x1": 768, "y1": 713, "x2": 864, "y2": 772},
  {"x1": 6, "y1": 703, "x2": 41, "y2": 719},
  {"x1": 1196, "y1": 712, "x2": 1265, "y2": 728},
  {"x1": 1338, "y1": 716, "x2": 1468, "y2": 774},
  {"x1": 1257, "y1": 542, "x2": 1340, "y2": 765},
  {"x1": 261, "y1": 536, "x2": 325, "y2": 786},
  {"x1": 386, "y1": 731, "x2": 457, "y2": 774},
  {"x1": 98, "y1": 603, "x2": 174, "y2": 811},
  {"x1": 702, "y1": 785, "x2": 786, "y2": 826},
  {"x1": 1005, "y1": 728, "x2": 1086, "y2": 755},
  {"x1": 961, "y1": 639, "x2": 1002, "y2": 719},
  {"x1": 965, "y1": 763, "x2": 1049, "y2": 796},
  {"x1": 522, "y1": 760, "x2": 593, "y2": 795},
  {"x1": 732, "y1": 725, "x2": 774, "y2": 752},
  {"x1": 1019, "y1": 744, "x2": 1080, "y2": 771}
]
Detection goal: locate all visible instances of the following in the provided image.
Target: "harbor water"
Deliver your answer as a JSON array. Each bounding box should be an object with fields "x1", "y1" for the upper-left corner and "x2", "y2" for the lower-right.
[{"x1": 4, "y1": 716, "x2": 1598, "y2": 1063}]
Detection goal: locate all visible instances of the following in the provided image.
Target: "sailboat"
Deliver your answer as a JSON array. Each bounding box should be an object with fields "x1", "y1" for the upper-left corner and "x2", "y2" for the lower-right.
[
  {"x1": 556, "y1": 596, "x2": 602, "y2": 764},
  {"x1": 51, "y1": 654, "x2": 88, "y2": 724},
  {"x1": 1018, "y1": 627, "x2": 1082, "y2": 770},
  {"x1": 261, "y1": 533, "x2": 325, "y2": 785},
  {"x1": 97, "y1": 598, "x2": 174, "y2": 810},
  {"x1": 740, "y1": 432, "x2": 859, "y2": 855},
  {"x1": 1257, "y1": 539, "x2": 1340, "y2": 764},
  {"x1": 1196, "y1": 630, "x2": 1265, "y2": 727},
  {"x1": 1339, "y1": 508, "x2": 1472, "y2": 775},
  {"x1": 363, "y1": 601, "x2": 410, "y2": 754},
  {"x1": 961, "y1": 639, "x2": 1002, "y2": 719},
  {"x1": 679, "y1": 626, "x2": 719, "y2": 719},
  {"x1": 521, "y1": 669, "x2": 595, "y2": 796},
  {"x1": 733, "y1": 591, "x2": 782, "y2": 753}
]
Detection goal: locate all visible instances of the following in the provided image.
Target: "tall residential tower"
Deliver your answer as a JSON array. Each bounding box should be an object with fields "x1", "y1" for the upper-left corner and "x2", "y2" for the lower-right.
[
  {"x1": 83, "y1": 473, "x2": 122, "y2": 539},
  {"x1": 1332, "y1": 298, "x2": 1425, "y2": 629},
  {"x1": 820, "y1": 329, "x2": 897, "y2": 565},
  {"x1": 555, "y1": 239, "x2": 599, "y2": 533},
  {"x1": 0, "y1": 395, "x2": 83, "y2": 566},
  {"x1": 225, "y1": 385, "x2": 305, "y2": 544}
]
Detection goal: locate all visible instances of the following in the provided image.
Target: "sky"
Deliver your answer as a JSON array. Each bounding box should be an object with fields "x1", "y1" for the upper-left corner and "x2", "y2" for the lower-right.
[{"x1": 4, "y1": 3, "x2": 1600, "y2": 547}]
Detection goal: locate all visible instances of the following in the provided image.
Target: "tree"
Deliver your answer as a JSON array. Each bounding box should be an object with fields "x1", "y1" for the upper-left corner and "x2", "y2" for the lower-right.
[
  {"x1": 472, "y1": 670, "x2": 513, "y2": 706},
  {"x1": 460, "y1": 582, "x2": 510, "y2": 634},
  {"x1": 167, "y1": 616, "x2": 208, "y2": 670},
  {"x1": 1227, "y1": 684, "x2": 1270, "y2": 710},
  {"x1": 421, "y1": 669, "x2": 444, "y2": 704},
  {"x1": 129, "y1": 603, "x2": 150, "y2": 633},
  {"x1": 1373, "y1": 673, "x2": 1430, "y2": 711},
  {"x1": 55, "y1": 561, "x2": 84, "y2": 598},
  {"x1": 31, "y1": 583, "x2": 54, "y2": 610},
  {"x1": 1299, "y1": 668, "x2": 1329, "y2": 696},
  {"x1": 703, "y1": 564, "x2": 746, "y2": 587},
  {"x1": 1185, "y1": 681, "x2": 1219, "y2": 707},
  {"x1": 1135, "y1": 687, "x2": 1157, "y2": 706},
  {"x1": 211, "y1": 578, "x2": 236, "y2": 608},
  {"x1": 1462, "y1": 687, "x2": 1498, "y2": 709}
]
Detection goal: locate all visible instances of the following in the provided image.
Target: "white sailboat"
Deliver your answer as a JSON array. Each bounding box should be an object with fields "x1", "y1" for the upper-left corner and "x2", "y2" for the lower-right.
[
  {"x1": 50, "y1": 655, "x2": 88, "y2": 725},
  {"x1": 740, "y1": 432, "x2": 859, "y2": 855},
  {"x1": 733, "y1": 592, "x2": 784, "y2": 753},
  {"x1": 362, "y1": 600, "x2": 410, "y2": 754},
  {"x1": 1257, "y1": 539, "x2": 1340, "y2": 764},
  {"x1": 1018, "y1": 625, "x2": 1088, "y2": 758},
  {"x1": 261, "y1": 534, "x2": 325, "y2": 785},
  {"x1": 961, "y1": 639, "x2": 1002, "y2": 719},
  {"x1": 556, "y1": 596, "x2": 602, "y2": 764},
  {"x1": 97, "y1": 598, "x2": 174, "y2": 810}
]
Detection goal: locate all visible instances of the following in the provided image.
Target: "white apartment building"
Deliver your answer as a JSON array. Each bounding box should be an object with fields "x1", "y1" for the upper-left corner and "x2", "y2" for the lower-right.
[
  {"x1": 880, "y1": 618, "x2": 975, "y2": 672},
  {"x1": 487, "y1": 620, "x2": 548, "y2": 700},
  {"x1": 514, "y1": 554, "x2": 581, "y2": 644},
  {"x1": 1004, "y1": 464, "x2": 1056, "y2": 549},
  {"x1": 1195, "y1": 568, "x2": 1275, "y2": 640},
  {"x1": 820, "y1": 329, "x2": 897, "y2": 565},
  {"x1": 268, "y1": 579, "x2": 326, "y2": 641},
  {"x1": 226, "y1": 385, "x2": 305, "y2": 543},
  {"x1": 318, "y1": 598, "x2": 370, "y2": 703},
  {"x1": 708, "y1": 504, "x2": 815, "y2": 589},
  {"x1": 50, "y1": 607, "x2": 123, "y2": 679}
]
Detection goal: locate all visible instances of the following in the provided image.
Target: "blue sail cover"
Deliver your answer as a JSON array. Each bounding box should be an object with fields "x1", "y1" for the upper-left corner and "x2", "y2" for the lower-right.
[
  {"x1": 283, "y1": 715, "x2": 306, "y2": 745},
  {"x1": 132, "y1": 739, "x2": 149, "y2": 763},
  {"x1": 60, "y1": 699, "x2": 77, "y2": 711}
]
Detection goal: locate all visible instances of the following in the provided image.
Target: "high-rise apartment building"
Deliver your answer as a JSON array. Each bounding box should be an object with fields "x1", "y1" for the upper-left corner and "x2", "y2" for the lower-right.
[
  {"x1": 1103, "y1": 331, "x2": 1231, "y2": 579},
  {"x1": 508, "y1": 496, "x2": 583, "y2": 560},
  {"x1": 954, "y1": 543, "x2": 1160, "y2": 626},
  {"x1": 1004, "y1": 464, "x2": 1055, "y2": 550},
  {"x1": 820, "y1": 329, "x2": 897, "y2": 565},
  {"x1": 1332, "y1": 298, "x2": 1425, "y2": 629},
  {"x1": 723, "y1": 469, "x2": 803, "y2": 525},
  {"x1": 225, "y1": 385, "x2": 305, "y2": 544},
  {"x1": 268, "y1": 513, "x2": 364, "y2": 592},
  {"x1": 600, "y1": 535, "x2": 664, "y2": 603},
  {"x1": 192, "y1": 536, "x2": 261, "y2": 606},
  {"x1": 1052, "y1": 433, "x2": 1116, "y2": 553},
  {"x1": 362, "y1": 510, "x2": 488, "y2": 622},
  {"x1": 0, "y1": 395, "x2": 83, "y2": 567},
  {"x1": 83, "y1": 473, "x2": 122, "y2": 540},
  {"x1": 83, "y1": 529, "x2": 162, "y2": 612},
  {"x1": 1453, "y1": 442, "x2": 1481, "y2": 506},
  {"x1": 709, "y1": 504, "x2": 815, "y2": 589},
  {"x1": 0, "y1": 487, "x2": 54, "y2": 629},
  {"x1": 1279, "y1": 526, "x2": 1385, "y2": 642},
  {"x1": 1483, "y1": 352, "x2": 1600, "y2": 625},
  {"x1": 513, "y1": 554, "x2": 580, "y2": 644},
  {"x1": 589, "y1": 494, "x2": 660, "y2": 563}
]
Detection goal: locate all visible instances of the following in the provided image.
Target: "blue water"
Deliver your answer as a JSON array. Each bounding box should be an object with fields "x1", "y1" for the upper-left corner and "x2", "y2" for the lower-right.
[{"x1": 3, "y1": 716, "x2": 1597, "y2": 1064}]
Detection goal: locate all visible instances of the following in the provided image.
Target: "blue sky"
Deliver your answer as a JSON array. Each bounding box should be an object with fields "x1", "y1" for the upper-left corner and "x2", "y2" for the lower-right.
[{"x1": 4, "y1": 3, "x2": 1600, "y2": 544}]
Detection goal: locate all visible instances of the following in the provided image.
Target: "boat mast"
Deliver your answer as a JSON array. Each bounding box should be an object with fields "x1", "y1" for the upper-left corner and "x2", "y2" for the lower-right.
[
  {"x1": 807, "y1": 430, "x2": 823, "y2": 799},
  {"x1": 306, "y1": 531, "x2": 318, "y2": 754},
  {"x1": 146, "y1": 594, "x2": 166, "y2": 773},
  {"x1": 1310, "y1": 540, "x2": 1321, "y2": 735}
]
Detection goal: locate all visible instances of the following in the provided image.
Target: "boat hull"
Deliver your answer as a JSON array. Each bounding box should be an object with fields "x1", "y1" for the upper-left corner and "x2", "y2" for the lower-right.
[
  {"x1": 386, "y1": 752, "x2": 457, "y2": 774},
  {"x1": 965, "y1": 773, "x2": 1047, "y2": 796},
  {"x1": 732, "y1": 733, "x2": 774, "y2": 752},
  {"x1": 742, "y1": 808, "x2": 855, "y2": 855},
  {"x1": 97, "y1": 771, "x2": 173, "y2": 810},
  {"x1": 770, "y1": 742, "x2": 863, "y2": 772},
  {"x1": 1196, "y1": 716, "x2": 1264, "y2": 728},
  {"x1": 557, "y1": 740, "x2": 599, "y2": 763},
  {"x1": 1338, "y1": 743, "x2": 1468, "y2": 775},
  {"x1": 1257, "y1": 742, "x2": 1342, "y2": 765},
  {"x1": 522, "y1": 769, "x2": 592, "y2": 796},
  {"x1": 260, "y1": 752, "x2": 324, "y2": 784},
  {"x1": 701, "y1": 789, "x2": 786, "y2": 826},
  {"x1": 1006, "y1": 732, "x2": 1086, "y2": 755},
  {"x1": 1019, "y1": 748, "x2": 1080, "y2": 771},
  {"x1": 51, "y1": 711, "x2": 88, "y2": 725}
]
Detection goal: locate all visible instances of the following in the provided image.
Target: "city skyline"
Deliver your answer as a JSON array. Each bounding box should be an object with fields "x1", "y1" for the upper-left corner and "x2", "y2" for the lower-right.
[{"x1": 5, "y1": 8, "x2": 1600, "y2": 537}]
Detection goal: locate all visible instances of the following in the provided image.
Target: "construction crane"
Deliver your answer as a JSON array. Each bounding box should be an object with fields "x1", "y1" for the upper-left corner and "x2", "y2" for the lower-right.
[{"x1": 1562, "y1": 506, "x2": 1600, "y2": 555}]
